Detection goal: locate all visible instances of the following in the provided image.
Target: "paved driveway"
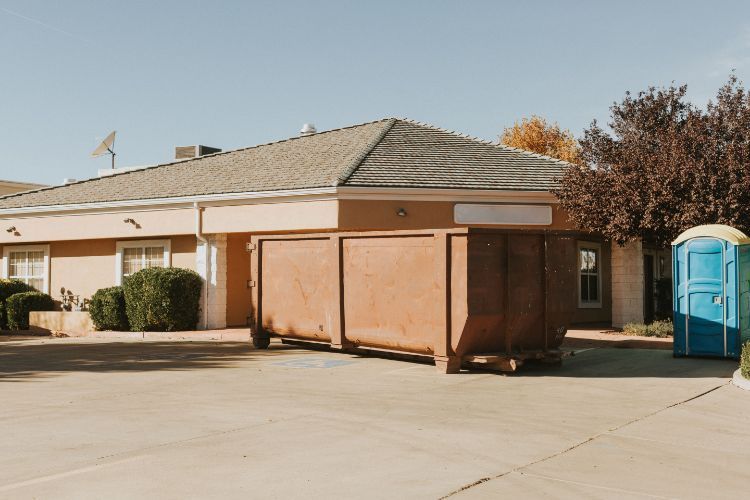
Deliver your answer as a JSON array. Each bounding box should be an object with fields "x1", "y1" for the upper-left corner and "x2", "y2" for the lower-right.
[{"x1": 0, "y1": 337, "x2": 746, "y2": 499}]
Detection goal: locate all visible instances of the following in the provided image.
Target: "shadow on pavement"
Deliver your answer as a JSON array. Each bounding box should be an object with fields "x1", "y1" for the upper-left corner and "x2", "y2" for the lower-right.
[
  {"x1": 0, "y1": 337, "x2": 737, "y2": 381},
  {"x1": 0, "y1": 341, "x2": 297, "y2": 382},
  {"x1": 523, "y1": 347, "x2": 737, "y2": 379}
]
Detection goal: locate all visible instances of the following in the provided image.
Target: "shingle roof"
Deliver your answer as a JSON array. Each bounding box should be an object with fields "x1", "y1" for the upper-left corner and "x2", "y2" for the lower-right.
[
  {"x1": 348, "y1": 119, "x2": 569, "y2": 190},
  {"x1": 0, "y1": 118, "x2": 570, "y2": 210}
]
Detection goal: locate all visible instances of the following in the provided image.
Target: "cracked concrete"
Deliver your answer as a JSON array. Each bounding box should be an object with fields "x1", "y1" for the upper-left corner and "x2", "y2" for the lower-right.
[{"x1": 0, "y1": 337, "x2": 746, "y2": 499}]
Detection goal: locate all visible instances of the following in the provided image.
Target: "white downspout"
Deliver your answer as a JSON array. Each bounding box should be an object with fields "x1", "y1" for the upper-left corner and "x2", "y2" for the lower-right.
[{"x1": 194, "y1": 202, "x2": 209, "y2": 330}]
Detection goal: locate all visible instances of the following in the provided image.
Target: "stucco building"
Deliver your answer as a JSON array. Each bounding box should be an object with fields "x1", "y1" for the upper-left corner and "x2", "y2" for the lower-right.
[{"x1": 0, "y1": 118, "x2": 661, "y2": 369}]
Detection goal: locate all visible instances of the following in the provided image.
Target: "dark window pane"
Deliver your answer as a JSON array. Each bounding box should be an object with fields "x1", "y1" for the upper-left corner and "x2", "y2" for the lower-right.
[
  {"x1": 580, "y1": 275, "x2": 589, "y2": 301},
  {"x1": 590, "y1": 250, "x2": 598, "y2": 273},
  {"x1": 588, "y1": 275, "x2": 599, "y2": 301}
]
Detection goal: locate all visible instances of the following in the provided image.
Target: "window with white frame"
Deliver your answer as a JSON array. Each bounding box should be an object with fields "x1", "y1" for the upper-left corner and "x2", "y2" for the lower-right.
[
  {"x1": 578, "y1": 242, "x2": 601, "y2": 308},
  {"x1": 2, "y1": 245, "x2": 50, "y2": 293},
  {"x1": 115, "y1": 240, "x2": 171, "y2": 285}
]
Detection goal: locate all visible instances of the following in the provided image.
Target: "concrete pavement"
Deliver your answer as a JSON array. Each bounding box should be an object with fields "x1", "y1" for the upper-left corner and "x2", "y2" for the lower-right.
[{"x1": 0, "y1": 337, "x2": 745, "y2": 499}]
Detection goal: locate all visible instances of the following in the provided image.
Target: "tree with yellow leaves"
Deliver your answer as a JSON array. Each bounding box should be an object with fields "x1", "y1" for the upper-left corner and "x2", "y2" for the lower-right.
[{"x1": 500, "y1": 116, "x2": 580, "y2": 163}]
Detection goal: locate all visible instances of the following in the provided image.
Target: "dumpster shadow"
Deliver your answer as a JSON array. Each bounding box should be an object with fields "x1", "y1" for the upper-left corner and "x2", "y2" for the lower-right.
[
  {"x1": 0, "y1": 340, "x2": 298, "y2": 382},
  {"x1": 521, "y1": 347, "x2": 737, "y2": 379}
]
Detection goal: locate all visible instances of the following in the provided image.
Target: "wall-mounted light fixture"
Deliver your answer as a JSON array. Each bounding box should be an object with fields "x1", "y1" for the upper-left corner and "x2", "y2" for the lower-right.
[
  {"x1": 396, "y1": 208, "x2": 407, "y2": 217},
  {"x1": 6, "y1": 226, "x2": 16, "y2": 233},
  {"x1": 122, "y1": 218, "x2": 141, "y2": 229}
]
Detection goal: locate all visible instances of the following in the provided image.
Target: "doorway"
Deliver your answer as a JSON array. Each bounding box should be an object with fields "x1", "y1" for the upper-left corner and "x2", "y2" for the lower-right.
[{"x1": 643, "y1": 254, "x2": 655, "y2": 323}]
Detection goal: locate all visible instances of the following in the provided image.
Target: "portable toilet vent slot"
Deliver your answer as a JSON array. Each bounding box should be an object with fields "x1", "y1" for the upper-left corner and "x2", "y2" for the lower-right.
[{"x1": 672, "y1": 224, "x2": 750, "y2": 359}]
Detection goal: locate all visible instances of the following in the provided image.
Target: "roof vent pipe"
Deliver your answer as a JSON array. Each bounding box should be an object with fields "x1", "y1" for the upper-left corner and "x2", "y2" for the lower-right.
[{"x1": 300, "y1": 123, "x2": 317, "y2": 136}]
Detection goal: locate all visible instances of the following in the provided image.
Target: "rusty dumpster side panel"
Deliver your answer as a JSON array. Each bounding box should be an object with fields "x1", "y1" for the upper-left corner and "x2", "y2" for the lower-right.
[
  {"x1": 449, "y1": 234, "x2": 469, "y2": 353},
  {"x1": 251, "y1": 228, "x2": 597, "y2": 365},
  {"x1": 449, "y1": 232, "x2": 582, "y2": 356},
  {"x1": 342, "y1": 235, "x2": 440, "y2": 354},
  {"x1": 451, "y1": 233, "x2": 506, "y2": 356},
  {"x1": 450, "y1": 233, "x2": 546, "y2": 356},
  {"x1": 259, "y1": 237, "x2": 334, "y2": 341}
]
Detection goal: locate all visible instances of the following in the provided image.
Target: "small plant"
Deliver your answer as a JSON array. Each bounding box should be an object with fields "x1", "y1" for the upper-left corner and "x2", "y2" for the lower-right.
[
  {"x1": 59, "y1": 287, "x2": 88, "y2": 311},
  {"x1": 89, "y1": 286, "x2": 128, "y2": 331},
  {"x1": 123, "y1": 267, "x2": 203, "y2": 331},
  {"x1": 622, "y1": 319, "x2": 673, "y2": 338},
  {"x1": 0, "y1": 279, "x2": 35, "y2": 329},
  {"x1": 5, "y1": 292, "x2": 55, "y2": 330},
  {"x1": 741, "y1": 341, "x2": 750, "y2": 380}
]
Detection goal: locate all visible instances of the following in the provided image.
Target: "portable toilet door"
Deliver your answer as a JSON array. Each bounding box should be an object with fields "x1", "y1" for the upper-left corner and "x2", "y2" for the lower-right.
[{"x1": 672, "y1": 224, "x2": 750, "y2": 359}]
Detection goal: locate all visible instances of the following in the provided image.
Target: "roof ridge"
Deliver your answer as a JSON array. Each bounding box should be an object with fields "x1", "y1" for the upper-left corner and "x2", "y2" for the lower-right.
[
  {"x1": 396, "y1": 117, "x2": 498, "y2": 146},
  {"x1": 333, "y1": 118, "x2": 397, "y2": 186},
  {"x1": 0, "y1": 117, "x2": 397, "y2": 204},
  {"x1": 396, "y1": 117, "x2": 574, "y2": 166}
]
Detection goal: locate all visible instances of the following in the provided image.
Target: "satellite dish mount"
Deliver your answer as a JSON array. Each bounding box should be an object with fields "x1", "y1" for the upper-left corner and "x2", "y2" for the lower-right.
[{"x1": 91, "y1": 131, "x2": 117, "y2": 169}]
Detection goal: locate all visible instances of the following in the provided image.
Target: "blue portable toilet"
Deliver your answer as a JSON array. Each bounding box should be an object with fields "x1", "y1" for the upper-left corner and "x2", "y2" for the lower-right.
[{"x1": 673, "y1": 224, "x2": 750, "y2": 359}]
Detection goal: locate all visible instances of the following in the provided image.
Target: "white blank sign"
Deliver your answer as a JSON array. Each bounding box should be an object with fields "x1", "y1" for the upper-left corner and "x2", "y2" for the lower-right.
[{"x1": 454, "y1": 204, "x2": 552, "y2": 225}]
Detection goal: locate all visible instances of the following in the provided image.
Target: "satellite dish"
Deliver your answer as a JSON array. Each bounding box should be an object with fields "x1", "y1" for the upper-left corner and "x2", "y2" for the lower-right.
[{"x1": 91, "y1": 131, "x2": 116, "y2": 169}]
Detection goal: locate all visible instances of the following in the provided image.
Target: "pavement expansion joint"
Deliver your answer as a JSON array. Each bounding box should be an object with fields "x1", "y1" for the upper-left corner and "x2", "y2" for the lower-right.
[{"x1": 438, "y1": 381, "x2": 729, "y2": 499}]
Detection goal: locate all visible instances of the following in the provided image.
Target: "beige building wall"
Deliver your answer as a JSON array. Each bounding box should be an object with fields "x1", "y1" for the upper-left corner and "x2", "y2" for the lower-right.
[
  {"x1": 0, "y1": 196, "x2": 626, "y2": 331},
  {"x1": 49, "y1": 239, "x2": 116, "y2": 301},
  {"x1": 337, "y1": 200, "x2": 575, "y2": 232},
  {"x1": 611, "y1": 240, "x2": 645, "y2": 328},
  {"x1": 0, "y1": 200, "x2": 339, "y2": 245},
  {"x1": 2, "y1": 235, "x2": 196, "y2": 306}
]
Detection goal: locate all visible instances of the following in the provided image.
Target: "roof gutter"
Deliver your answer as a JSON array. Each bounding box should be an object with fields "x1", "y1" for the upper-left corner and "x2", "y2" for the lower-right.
[
  {"x1": 335, "y1": 186, "x2": 559, "y2": 204},
  {"x1": 0, "y1": 186, "x2": 558, "y2": 218},
  {"x1": 0, "y1": 187, "x2": 340, "y2": 218}
]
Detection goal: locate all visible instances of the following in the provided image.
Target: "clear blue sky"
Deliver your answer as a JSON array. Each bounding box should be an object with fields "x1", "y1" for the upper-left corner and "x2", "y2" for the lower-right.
[{"x1": 1, "y1": 0, "x2": 749, "y2": 185}]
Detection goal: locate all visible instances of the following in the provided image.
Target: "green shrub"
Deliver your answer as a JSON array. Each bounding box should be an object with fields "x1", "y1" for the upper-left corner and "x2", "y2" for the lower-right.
[
  {"x1": 741, "y1": 342, "x2": 750, "y2": 380},
  {"x1": 123, "y1": 267, "x2": 203, "y2": 331},
  {"x1": 89, "y1": 286, "x2": 129, "y2": 331},
  {"x1": 5, "y1": 291, "x2": 55, "y2": 330},
  {"x1": 622, "y1": 319, "x2": 673, "y2": 338},
  {"x1": 0, "y1": 279, "x2": 35, "y2": 329}
]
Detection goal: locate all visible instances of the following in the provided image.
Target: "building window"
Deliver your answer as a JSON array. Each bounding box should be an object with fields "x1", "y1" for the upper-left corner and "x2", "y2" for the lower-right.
[
  {"x1": 2, "y1": 245, "x2": 50, "y2": 293},
  {"x1": 578, "y1": 242, "x2": 601, "y2": 308},
  {"x1": 115, "y1": 240, "x2": 171, "y2": 285}
]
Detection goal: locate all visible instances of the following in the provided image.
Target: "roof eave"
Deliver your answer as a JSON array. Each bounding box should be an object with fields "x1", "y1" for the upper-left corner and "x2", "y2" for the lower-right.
[
  {"x1": 336, "y1": 186, "x2": 558, "y2": 204},
  {"x1": 0, "y1": 186, "x2": 558, "y2": 218}
]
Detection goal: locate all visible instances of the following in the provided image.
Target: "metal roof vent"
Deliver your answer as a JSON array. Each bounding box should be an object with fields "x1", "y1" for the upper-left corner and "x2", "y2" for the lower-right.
[
  {"x1": 175, "y1": 145, "x2": 222, "y2": 160},
  {"x1": 300, "y1": 123, "x2": 317, "y2": 136},
  {"x1": 63, "y1": 178, "x2": 77, "y2": 185}
]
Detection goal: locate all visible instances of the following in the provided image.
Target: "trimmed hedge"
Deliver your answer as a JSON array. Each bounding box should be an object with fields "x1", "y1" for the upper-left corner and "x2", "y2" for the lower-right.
[
  {"x1": 741, "y1": 342, "x2": 750, "y2": 380},
  {"x1": 6, "y1": 291, "x2": 55, "y2": 330},
  {"x1": 0, "y1": 279, "x2": 35, "y2": 329},
  {"x1": 89, "y1": 286, "x2": 129, "y2": 331},
  {"x1": 123, "y1": 267, "x2": 203, "y2": 331}
]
